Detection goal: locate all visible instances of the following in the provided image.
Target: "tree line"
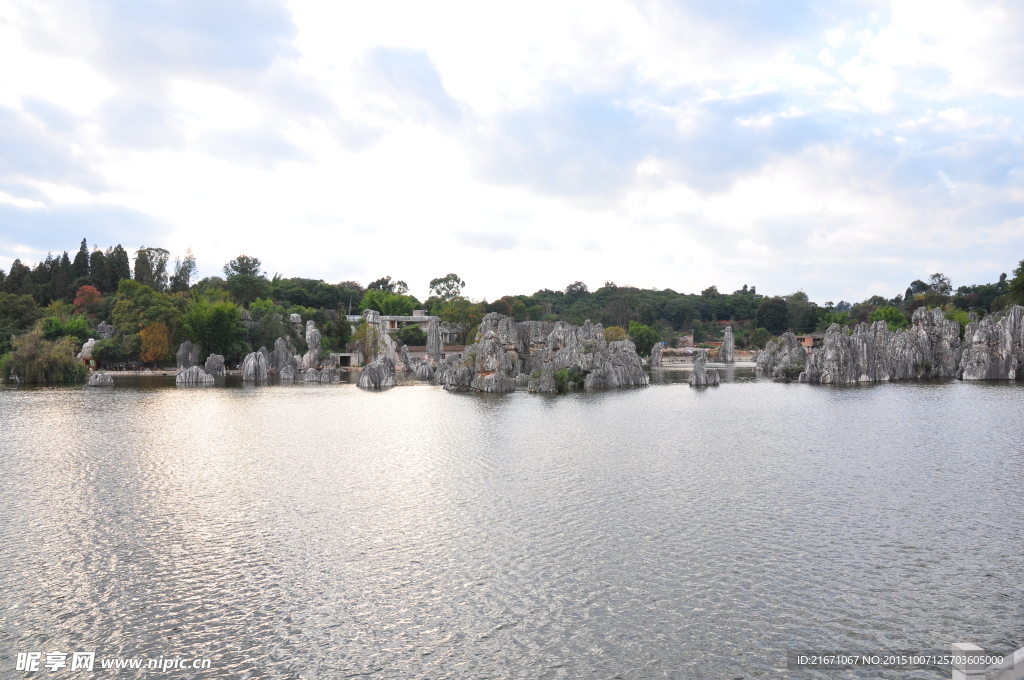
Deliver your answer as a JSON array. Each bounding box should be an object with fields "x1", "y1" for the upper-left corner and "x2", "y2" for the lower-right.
[{"x1": 1, "y1": 238, "x2": 1022, "y2": 381}]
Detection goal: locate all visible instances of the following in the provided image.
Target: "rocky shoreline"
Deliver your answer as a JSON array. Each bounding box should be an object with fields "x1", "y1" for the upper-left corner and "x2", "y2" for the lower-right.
[{"x1": 756, "y1": 305, "x2": 1024, "y2": 384}]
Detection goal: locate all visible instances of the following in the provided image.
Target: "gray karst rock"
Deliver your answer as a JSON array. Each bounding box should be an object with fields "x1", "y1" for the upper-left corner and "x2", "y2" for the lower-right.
[
  {"x1": 414, "y1": 362, "x2": 434, "y2": 380},
  {"x1": 304, "y1": 368, "x2": 321, "y2": 382},
  {"x1": 97, "y1": 321, "x2": 114, "y2": 340},
  {"x1": 176, "y1": 341, "x2": 200, "y2": 370},
  {"x1": 204, "y1": 354, "x2": 225, "y2": 377},
  {"x1": 279, "y1": 364, "x2": 296, "y2": 381},
  {"x1": 363, "y1": 310, "x2": 398, "y2": 364},
  {"x1": 798, "y1": 307, "x2": 968, "y2": 384},
  {"x1": 958, "y1": 305, "x2": 1024, "y2": 380},
  {"x1": 688, "y1": 349, "x2": 721, "y2": 387},
  {"x1": 426, "y1": 319, "x2": 443, "y2": 361},
  {"x1": 401, "y1": 344, "x2": 411, "y2": 367},
  {"x1": 719, "y1": 326, "x2": 735, "y2": 363},
  {"x1": 176, "y1": 365, "x2": 215, "y2": 385},
  {"x1": 289, "y1": 313, "x2": 302, "y2": 324},
  {"x1": 357, "y1": 359, "x2": 396, "y2": 390},
  {"x1": 241, "y1": 351, "x2": 269, "y2": 381},
  {"x1": 755, "y1": 332, "x2": 807, "y2": 381},
  {"x1": 270, "y1": 337, "x2": 297, "y2": 373},
  {"x1": 439, "y1": 312, "x2": 648, "y2": 393},
  {"x1": 649, "y1": 342, "x2": 663, "y2": 366},
  {"x1": 87, "y1": 372, "x2": 114, "y2": 386},
  {"x1": 258, "y1": 345, "x2": 271, "y2": 372},
  {"x1": 303, "y1": 320, "x2": 322, "y2": 368},
  {"x1": 240, "y1": 309, "x2": 255, "y2": 328},
  {"x1": 527, "y1": 361, "x2": 557, "y2": 393},
  {"x1": 78, "y1": 338, "x2": 96, "y2": 361}
]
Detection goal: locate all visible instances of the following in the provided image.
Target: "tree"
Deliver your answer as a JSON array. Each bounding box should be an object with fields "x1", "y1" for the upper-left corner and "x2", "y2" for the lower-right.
[
  {"x1": 73, "y1": 285, "x2": 104, "y2": 316},
  {"x1": 868, "y1": 305, "x2": 910, "y2": 331},
  {"x1": 928, "y1": 272, "x2": 952, "y2": 296},
  {"x1": 134, "y1": 247, "x2": 170, "y2": 291},
  {"x1": 627, "y1": 321, "x2": 659, "y2": 356},
  {"x1": 182, "y1": 298, "x2": 246, "y2": 359},
  {"x1": 169, "y1": 249, "x2": 197, "y2": 293},
  {"x1": 112, "y1": 279, "x2": 184, "y2": 337},
  {"x1": 749, "y1": 327, "x2": 770, "y2": 349},
  {"x1": 223, "y1": 255, "x2": 262, "y2": 278},
  {"x1": 754, "y1": 297, "x2": 789, "y2": 333},
  {"x1": 50, "y1": 252, "x2": 73, "y2": 302},
  {"x1": 89, "y1": 249, "x2": 110, "y2": 293},
  {"x1": 139, "y1": 322, "x2": 171, "y2": 366},
  {"x1": 107, "y1": 245, "x2": 132, "y2": 289},
  {"x1": 41, "y1": 315, "x2": 92, "y2": 343},
  {"x1": 1008, "y1": 259, "x2": 1024, "y2": 306},
  {"x1": 397, "y1": 324, "x2": 427, "y2": 346},
  {"x1": 367, "y1": 275, "x2": 408, "y2": 294},
  {"x1": 72, "y1": 238, "x2": 90, "y2": 280},
  {"x1": 1, "y1": 328, "x2": 87, "y2": 383},
  {"x1": 360, "y1": 289, "x2": 417, "y2": 316},
  {"x1": 3, "y1": 259, "x2": 31, "y2": 295},
  {"x1": 565, "y1": 281, "x2": 589, "y2": 299},
  {"x1": 0, "y1": 292, "x2": 43, "y2": 355},
  {"x1": 225, "y1": 274, "x2": 272, "y2": 306},
  {"x1": 429, "y1": 273, "x2": 466, "y2": 301}
]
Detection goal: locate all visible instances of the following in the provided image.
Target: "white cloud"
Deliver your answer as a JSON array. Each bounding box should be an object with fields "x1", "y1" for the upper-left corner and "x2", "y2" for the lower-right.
[{"x1": 0, "y1": 0, "x2": 1021, "y2": 303}]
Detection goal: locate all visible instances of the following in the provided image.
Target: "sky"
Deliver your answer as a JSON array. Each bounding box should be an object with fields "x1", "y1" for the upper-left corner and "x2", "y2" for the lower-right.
[{"x1": 0, "y1": 0, "x2": 1022, "y2": 304}]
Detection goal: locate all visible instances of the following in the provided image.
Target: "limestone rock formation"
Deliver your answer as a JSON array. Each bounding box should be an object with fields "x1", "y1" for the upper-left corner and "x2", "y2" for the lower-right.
[
  {"x1": 357, "y1": 359, "x2": 395, "y2": 390},
  {"x1": 303, "y1": 320, "x2": 322, "y2": 368},
  {"x1": 688, "y1": 349, "x2": 720, "y2": 387},
  {"x1": 176, "y1": 365, "x2": 215, "y2": 385},
  {"x1": 279, "y1": 364, "x2": 296, "y2": 381},
  {"x1": 176, "y1": 341, "x2": 200, "y2": 370},
  {"x1": 241, "y1": 351, "x2": 269, "y2": 381},
  {"x1": 414, "y1": 362, "x2": 434, "y2": 381},
  {"x1": 719, "y1": 326, "x2": 735, "y2": 363},
  {"x1": 78, "y1": 338, "x2": 96, "y2": 361},
  {"x1": 87, "y1": 372, "x2": 114, "y2": 386},
  {"x1": 438, "y1": 312, "x2": 648, "y2": 393},
  {"x1": 240, "y1": 309, "x2": 255, "y2": 328},
  {"x1": 426, "y1": 319, "x2": 443, "y2": 361},
  {"x1": 271, "y1": 337, "x2": 297, "y2": 373},
  {"x1": 527, "y1": 361, "x2": 556, "y2": 393},
  {"x1": 959, "y1": 305, "x2": 1024, "y2": 380},
  {"x1": 756, "y1": 333, "x2": 807, "y2": 381},
  {"x1": 204, "y1": 354, "x2": 225, "y2": 377},
  {"x1": 799, "y1": 308, "x2": 965, "y2": 384},
  {"x1": 401, "y1": 344, "x2": 411, "y2": 367},
  {"x1": 650, "y1": 342, "x2": 663, "y2": 366},
  {"x1": 304, "y1": 368, "x2": 321, "y2": 382},
  {"x1": 97, "y1": 321, "x2": 114, "y2": 340}
]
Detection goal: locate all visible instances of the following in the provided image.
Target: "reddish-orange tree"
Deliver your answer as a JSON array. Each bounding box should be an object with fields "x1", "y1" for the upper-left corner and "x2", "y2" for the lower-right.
[
  {"x1": 139, "y1": 322, "x2": 170, "y2": 367},
  {"x1": 73, "y1": 285, "x2": 104, "y2": 317}
]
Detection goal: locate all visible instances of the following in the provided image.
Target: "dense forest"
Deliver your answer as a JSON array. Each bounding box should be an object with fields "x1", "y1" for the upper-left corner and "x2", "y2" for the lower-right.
[{"x1": 1, "y1": 237, "x2": 1023, "y2": 381}]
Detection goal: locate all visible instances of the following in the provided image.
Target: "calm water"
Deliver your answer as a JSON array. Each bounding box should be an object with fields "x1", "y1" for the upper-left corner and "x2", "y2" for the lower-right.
[{"x1": 1, "y1": 369, "x2": 1022, "y2": 679}]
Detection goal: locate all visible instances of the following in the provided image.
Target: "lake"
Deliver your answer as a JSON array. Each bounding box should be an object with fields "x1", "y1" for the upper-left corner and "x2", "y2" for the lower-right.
[{"x1": 1, "y1": 368, "x2": 1021, "y2": 678}]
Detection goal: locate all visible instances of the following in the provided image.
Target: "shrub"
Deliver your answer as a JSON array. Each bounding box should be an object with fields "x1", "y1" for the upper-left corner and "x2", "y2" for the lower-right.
[
  {"x1": 2, "y1": 329, "x2": 88, "y2": 383},
  {"x1": 945, "y1": 309, "x2": 972, "y2": 338},
  {"x1": 603, "y1": 325, "x2": 626, "y2": 342},
  {"x1": 554, "y1": 366, "x2": 587, "y2": 393},
  {"x1": 868, "y1": 305, "x2": 909, "y2": 331},
  {"x1": 749, "y1": 327, "x2": 770, "y2": 349}
]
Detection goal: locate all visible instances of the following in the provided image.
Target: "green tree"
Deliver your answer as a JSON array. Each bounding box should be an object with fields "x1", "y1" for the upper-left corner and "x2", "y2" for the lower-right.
[
  {"x1": 182, "y1": 298, "x2": 247, "y2": 359},
  {"x1": 1, "y1": 329, "x2": 87, "y2": 383},
  {"x1": 107, "y1": 245, "x2": 132, "y2": 289},
  {"x1": 72, "y1": 238, "x2": 91, "y2": 280},
  {"x1": 1009, "y1": 259, "x2": 1024, "y2": 306},
  {"x1": 0, "y1": 292, "x2": 43, "y2": 355},
  {"x1": 397, "y1": 324, "x2": 427, "y2": 346},
  {"x1": 169, "y1": 249, "x2": 197, "y2": 293},
  {"x1": 360, "y1": 289, "x2": 417, "y2": 316},
  {"x1": 112, "y1": 279, "x2": 184, "y2": 337},
  {"x1": 749, "y1": 327, "x2": 770, "y2": 349},
  {"x1": 429, "y1": 273, "x2": 466, "y2": 301},
  {"x1": 627, "y1": 321, "x2": 659, "y2": 356},
  {"x1": 41, "y1": 316, "x2": 92, "y2": 343},
  {"x1": 89, "y1": 249, "x2": 110, "y2": 293},
  {"x1": 133, "y1": 247, "x2": 170, "y2": 291},
  {"x1": 225, "y1": 274, "x2": 271, "y2": 306},
  {"x1": 223, "y1": 255, "x2": 262, "y2": 277},
  {"x1": 754, "y1": 297, "x2": 789, "y2": 333},
  {"x1": 868, "y1": 305, "x2": 910, "y2": 331},
  {"x1": 92, "y1": 334, "x2": 141, "y2": 365}
]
